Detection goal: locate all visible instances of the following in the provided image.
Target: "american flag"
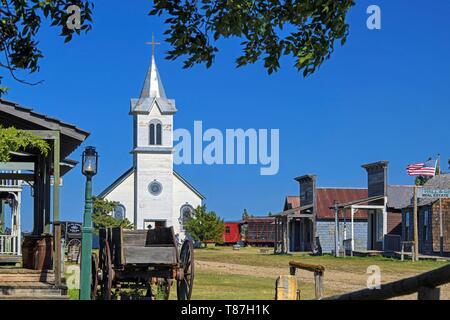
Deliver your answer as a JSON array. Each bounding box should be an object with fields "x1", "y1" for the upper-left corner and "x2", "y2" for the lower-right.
[{"x1": 406, "y1": 159, "x2": 437, "y2": 177}]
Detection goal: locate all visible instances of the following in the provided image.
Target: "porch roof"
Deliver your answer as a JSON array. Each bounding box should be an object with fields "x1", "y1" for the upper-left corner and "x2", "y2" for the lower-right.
[
  {"x1": 0, "y1": 99, "x2": 90, "y2": 160},
  {"x1": 330, "y1": 195, "x2": 386, "y2": 209}
]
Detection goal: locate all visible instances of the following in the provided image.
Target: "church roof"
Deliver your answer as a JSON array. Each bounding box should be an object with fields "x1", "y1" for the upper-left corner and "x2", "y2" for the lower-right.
[{"x1": 130, "y1": 54, "x2": 177, "y2": 115}]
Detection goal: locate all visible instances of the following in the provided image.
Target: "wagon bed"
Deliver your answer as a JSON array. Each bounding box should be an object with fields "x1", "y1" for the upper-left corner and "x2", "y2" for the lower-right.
[{"x1": 92, "y1": 227, "x2": 194, "y2": 300}]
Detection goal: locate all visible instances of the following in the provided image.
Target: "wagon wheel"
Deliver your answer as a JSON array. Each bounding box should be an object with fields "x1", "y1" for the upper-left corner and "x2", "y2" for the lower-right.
[
  {"x1": 101, "y1": 241, "x2": 114, "y2": 300},
  {"x1": 91, "y1": 253, "x2": 99, "y2": 299},
  {"x1": 177, "y1": 240, "x2": 194, "y2": 300}
]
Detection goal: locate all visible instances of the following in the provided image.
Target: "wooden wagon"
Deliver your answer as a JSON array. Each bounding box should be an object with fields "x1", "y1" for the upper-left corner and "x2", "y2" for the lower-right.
[{"x1": 91, "y1": 227, "x2": 194, "y2": 300}]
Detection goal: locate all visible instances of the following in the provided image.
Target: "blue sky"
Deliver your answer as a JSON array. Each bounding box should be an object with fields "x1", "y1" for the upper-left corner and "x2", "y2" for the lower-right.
[{"x1": 3, "y1": 0, "x2": 450, "y2": 231}]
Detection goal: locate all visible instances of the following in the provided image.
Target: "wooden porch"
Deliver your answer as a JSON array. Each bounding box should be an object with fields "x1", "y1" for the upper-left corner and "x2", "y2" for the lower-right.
[{"x1": 0, "y1": 99, "x2": 89, "y2": 299}]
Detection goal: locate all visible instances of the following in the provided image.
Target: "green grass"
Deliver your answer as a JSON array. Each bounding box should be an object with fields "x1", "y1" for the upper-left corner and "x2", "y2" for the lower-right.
[
  {"x1": 194, "y1": 246, "x2": 448, "y2": 276},
  {"x1": 65, "y1": 246, "x2": 449, "y2": 300},
  {"x1": 190, "y1": 271, "x2": 276, "y2": 300}
]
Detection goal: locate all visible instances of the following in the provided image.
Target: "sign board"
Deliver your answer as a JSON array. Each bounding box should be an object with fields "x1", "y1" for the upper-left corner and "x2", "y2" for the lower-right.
[{"x1": 417, "y1": 188, "x2": 450, "y2": 199}]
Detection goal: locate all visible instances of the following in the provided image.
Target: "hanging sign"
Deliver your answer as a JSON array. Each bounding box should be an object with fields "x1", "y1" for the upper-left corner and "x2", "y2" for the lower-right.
[{"x1": 417, "y1": 188, "x2": 450, "y2": 199}]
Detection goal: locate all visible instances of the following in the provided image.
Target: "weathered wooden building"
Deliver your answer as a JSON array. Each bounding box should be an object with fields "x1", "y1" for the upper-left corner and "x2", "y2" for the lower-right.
[
  {"x1": 401, "y1": 174, "x2": 450, "y2": 256},
  {"x1": 275, "y1": 161, "x2": 411, "y2": 254}
]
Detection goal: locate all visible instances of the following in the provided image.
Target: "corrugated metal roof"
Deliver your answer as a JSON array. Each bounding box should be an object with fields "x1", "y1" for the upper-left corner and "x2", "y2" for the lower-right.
[
  {"x1": 284, "y1": 196, "x2": 300, "y2": 210},
  {"x1": 316, "y1": 188, "x2": 368, "y2": 219}
]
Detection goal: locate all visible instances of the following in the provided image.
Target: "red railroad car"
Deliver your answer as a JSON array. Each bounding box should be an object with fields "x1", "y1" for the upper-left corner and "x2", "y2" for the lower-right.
[{"x1": 223, "y1": 222, "x2": 242, "y2": 244}]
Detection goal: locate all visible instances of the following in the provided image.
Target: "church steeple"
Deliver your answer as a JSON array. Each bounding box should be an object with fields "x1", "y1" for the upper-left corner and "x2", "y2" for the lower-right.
[
  {"x1": 130, "y1": 35, "x2": 176, "y2": 115},
  {"x1": 139, "y1": 35, "x2": 166, "y2": 99},
  {"x1": 139, "y1": 54, "x2": 167, "y2": 99}
]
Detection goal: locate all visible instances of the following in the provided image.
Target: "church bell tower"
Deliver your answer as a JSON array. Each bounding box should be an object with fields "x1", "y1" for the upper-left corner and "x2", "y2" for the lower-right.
[{"x1": 129, "y1": 42, "x2": 177, "y2": 230}]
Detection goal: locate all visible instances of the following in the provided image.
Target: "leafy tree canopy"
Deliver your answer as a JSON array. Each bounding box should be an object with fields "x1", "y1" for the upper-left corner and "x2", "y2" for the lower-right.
[
  {"x1": 184, "y1": 205, "x2": 225, "y2": 246},
  {"x1": 92, "y1": 197, "x2": 133, "y2": 233},
  {"x1": 0, "y1": 125, "x2": 50, "y2": 161},
  {"x1": 0, "y1": 0, "x2": 93, "y2": 94},
  {"x1": 150, "y1": 0, "x2": 355, "y2": 75}
]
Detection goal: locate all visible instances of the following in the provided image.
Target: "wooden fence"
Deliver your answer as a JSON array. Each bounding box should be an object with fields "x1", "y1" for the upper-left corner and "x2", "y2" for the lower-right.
[
  {"x1": 289, "y1": 261, "x2": 325, "y2": 299},
  {"x1": 323, "y1": 263, "x2": 450, "y2": 300}
]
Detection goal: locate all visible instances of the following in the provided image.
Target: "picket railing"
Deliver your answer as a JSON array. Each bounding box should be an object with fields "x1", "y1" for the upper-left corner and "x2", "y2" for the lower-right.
[{"x1": 0, "y1": 235, "x2": 19, "y2": 255}]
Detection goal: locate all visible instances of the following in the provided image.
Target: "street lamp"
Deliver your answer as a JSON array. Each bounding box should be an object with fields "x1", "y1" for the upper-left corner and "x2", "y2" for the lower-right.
[{"x1": 80, "y1": 146, "x2": 98, "y2": 300}]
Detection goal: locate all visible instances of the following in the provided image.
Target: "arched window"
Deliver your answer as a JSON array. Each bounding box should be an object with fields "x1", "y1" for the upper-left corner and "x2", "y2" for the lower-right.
[
  {"x1": 149, "y1": 120, "x2": 162, "y2": 146},
  {"x1": 113, "y1": 204, "x2": 126, "y2": 220},
  {"x1": 180, "y1": 204, "x2": 194, "y2": 228}
]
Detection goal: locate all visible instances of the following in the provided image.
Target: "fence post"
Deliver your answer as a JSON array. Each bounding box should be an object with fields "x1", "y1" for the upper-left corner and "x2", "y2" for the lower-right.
[
  {"x1": 418, "y1": 287, "x2": 440, "y2": 300},
  {"x1": 401, "y1": 242, "x2": 404, "y2": 261},
  {"x1": 314, "y1": 271, "x2": 324, "y2": 299}
]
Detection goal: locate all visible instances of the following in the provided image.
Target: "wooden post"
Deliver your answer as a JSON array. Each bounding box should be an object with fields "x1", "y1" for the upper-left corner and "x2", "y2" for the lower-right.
[
  {"x1": 314, "y1": 271, "x2": 324, "y2": 299},
  {"x1": 54, "y1": 222, "x2": 62, "y2": 286},
  {"x1": 0, "y1": 200, "x2": 4, "y2": 234},
  {"x1": 401, "y1": 242, "x2": 404, "y2": 261},
  {"x1": 413, "y1": 186, "x2": 419, "y2": 261},
  {"x1": 439, "y1": 199, "x2": 444, "y2": 256},
  {"x1": 52, "y1": 133, "x2": 61, "y2": 284},
  {"x1": 418, "y1": 287, "x2": 440, "y2": 300}
]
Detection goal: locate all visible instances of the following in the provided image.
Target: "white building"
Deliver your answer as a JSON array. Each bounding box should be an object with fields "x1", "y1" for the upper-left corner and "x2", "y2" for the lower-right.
[{"x1": 99, "y1": 52, "x2": 204, "y2": 236}]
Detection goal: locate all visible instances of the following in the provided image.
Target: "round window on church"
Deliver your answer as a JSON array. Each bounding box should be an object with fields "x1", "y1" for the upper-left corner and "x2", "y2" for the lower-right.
[{"x1": 148, "y1": 180, "x2": 163, "y2": 196}]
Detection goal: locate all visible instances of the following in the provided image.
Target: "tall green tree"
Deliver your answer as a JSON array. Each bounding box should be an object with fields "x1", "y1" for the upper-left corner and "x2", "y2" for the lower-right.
[
  {"x1": 0, "y1": 0, "x2": 93, "y2": 94},
  {"x1": 150, "y1": 0, "x2": 355, "y2": 75},
  {"x1": 92, "y1": 197, "x2": 133, "y2": 233},
  {"x1": 0, "y1": 125, "x2": 49, "y2": 161},
  {"x1": 184, "y1": 205, "x2": 225, "y2": 247}
]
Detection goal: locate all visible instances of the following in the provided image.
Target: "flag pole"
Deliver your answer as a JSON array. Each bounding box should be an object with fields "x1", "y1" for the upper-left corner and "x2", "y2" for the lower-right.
[
  {"x1": 437, "y1": 153, "x2": 444, "y2": 256},
  {"x1": 413, "y1": 185, "x2": 419, "y2": 262}
]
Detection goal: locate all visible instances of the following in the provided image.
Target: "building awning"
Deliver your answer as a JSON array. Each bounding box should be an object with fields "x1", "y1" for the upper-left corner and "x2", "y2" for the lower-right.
[
  {"x1": 274, "y1": 203, "x2": 314, "y2": 218},
  {"x1": 329, "y1": 195, "x2": 386, "y2": 210},
  {"x1": 0, "y1": 99, "x2": 90, "y2": 161}
]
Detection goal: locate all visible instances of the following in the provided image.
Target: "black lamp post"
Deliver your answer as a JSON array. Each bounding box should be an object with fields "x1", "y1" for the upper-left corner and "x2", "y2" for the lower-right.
[{"x1": 80, "y1": 146, "x2": 98, "y2": 300}]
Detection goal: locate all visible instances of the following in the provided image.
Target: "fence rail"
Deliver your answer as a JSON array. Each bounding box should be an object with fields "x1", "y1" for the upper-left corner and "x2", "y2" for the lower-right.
[
  {"x1": 289, "y1": 261, "x2": 325, "y2": 299},
  {"x1": 0, "y1": 235, "x2": 19, "y2": 255},
  {"x1": 323, "y1": 263, "x2": 450, "y2": 300}
]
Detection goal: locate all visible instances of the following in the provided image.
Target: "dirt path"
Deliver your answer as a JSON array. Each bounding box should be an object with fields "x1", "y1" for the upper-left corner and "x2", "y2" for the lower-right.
[{"x1": 196, "y1": 260, "x2": 450, "y2": 300}]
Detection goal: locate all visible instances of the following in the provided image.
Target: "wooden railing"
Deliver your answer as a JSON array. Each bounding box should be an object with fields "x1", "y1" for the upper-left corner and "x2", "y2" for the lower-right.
[
  {"x1": 323, "y1": 263, "x2": 450, "y2": 300},
  {"x1": 0, "y1": 235, "x2": 19, "y2": 255},
  {"x1": 289, "y1": 261, "x2": 325, "y2": 299}
]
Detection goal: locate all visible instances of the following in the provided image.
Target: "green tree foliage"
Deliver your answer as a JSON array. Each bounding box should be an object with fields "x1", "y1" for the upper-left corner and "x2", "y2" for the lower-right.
[
  {"x1": 0, "y1": 0, "x2": 93, "y2": 94},
  {"x1": 0, "y1": 125, "x2": 50, "y2": 161},
  {"x1": 92, "y1": 197, "x2": 133, "y2": 233},
  {"x1": 150, "y1": 0, "x2": 354, "y2": 75},
  {"x1": 184, "y1": 205, "x2": 225, "y2": 246}
]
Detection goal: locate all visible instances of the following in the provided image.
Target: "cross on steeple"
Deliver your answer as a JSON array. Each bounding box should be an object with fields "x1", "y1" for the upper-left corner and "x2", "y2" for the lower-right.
[{"x1": 145, "y1": 33, "x2": 161, "y2": 57}]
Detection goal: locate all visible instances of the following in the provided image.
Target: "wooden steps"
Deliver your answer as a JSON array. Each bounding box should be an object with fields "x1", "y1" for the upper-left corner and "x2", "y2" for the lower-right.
[{"x1": 0, "y1": 268, "x2": 68, "y2": 300}]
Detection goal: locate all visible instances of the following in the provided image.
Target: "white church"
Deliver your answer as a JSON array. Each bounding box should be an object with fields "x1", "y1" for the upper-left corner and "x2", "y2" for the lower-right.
[{"x1": 99, "y1": 49, "x2": 204, "y2": 236}]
